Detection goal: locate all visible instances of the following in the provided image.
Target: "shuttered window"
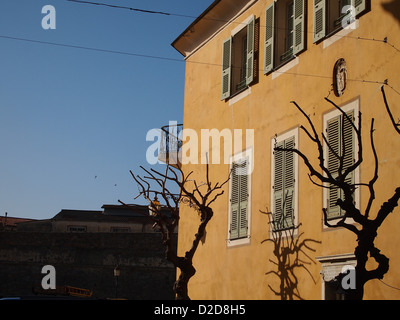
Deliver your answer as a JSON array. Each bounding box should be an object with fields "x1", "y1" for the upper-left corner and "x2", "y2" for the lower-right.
[
  {"x1": 273, "y1": 136, "x2": 296, "y2": 231},
  {"x1": 229, "y1": 158, "x2": 249, "y2": 240},
  {"x1": 264, "y1": 0, "x2": 306, "y2": 74},
  {"x1": 313, "y1": 0, "x2": 369, "y2": 43},
  {"x1": 221, "y1": 16, "x2": 255, "y2": 100},
  {"x1": 326, "y1": 110, "x2": 355, "y2": 219}
]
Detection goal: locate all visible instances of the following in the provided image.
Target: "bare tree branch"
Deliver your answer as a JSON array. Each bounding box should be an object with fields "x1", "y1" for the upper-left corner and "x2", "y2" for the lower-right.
[
  {"x1": 123, "y1": 162, "x2": 230, "y2": 300},
  {"x1": 381, "y1": 85, "x2": 400, "y2": 135}
]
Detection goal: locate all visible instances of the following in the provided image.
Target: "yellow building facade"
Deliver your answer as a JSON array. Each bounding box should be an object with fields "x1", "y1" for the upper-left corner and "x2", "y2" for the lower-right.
[{"x1": 171, "y1": 0, "x2": 400, "y2": 299}]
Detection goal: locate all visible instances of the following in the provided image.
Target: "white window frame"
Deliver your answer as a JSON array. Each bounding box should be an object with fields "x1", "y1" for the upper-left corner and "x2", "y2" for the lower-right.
[
  {"x1": 227, "y1": 147, "x2": 253, "y2": 247},
  {"x1": 316, "y1": 253, "x2": 356, "y2": 300},
  {"x1": 322, "y1": 98, "x2": 360, "y2": 228},
  {"x1": 270, "y1": 127, "x2": 299, "y2": 237},
  {"x1": 221, "y1": 14, "x2": 255, "y2": 101}
]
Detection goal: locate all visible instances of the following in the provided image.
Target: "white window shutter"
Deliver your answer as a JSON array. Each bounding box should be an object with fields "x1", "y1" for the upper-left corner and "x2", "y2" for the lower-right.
[
  {"x1": 230, "y1": 162, "x2": 240, "y2": 239},
  {"x1": 313, "y1": 0, "x2": 326, "y2": 43},
  {"x1": 273, "y1": 141, "x2": 284, "y2": 230},
  {"x1": 238, "y1": 159, "x2": 249, "y2": 238},
  {"x1": 283, "y1": 137, "x2": 295, "y2": 229},
  {"x1": 342, "y1": 110, "x2": 355, "y2": 199},
  {"x1": 327, "y1": 115, "x2": 341, "y2": 219},
  {"x1": 246, "y1": 16, "x2": 255, "y2": 86},
  {"x1": 221, "y1": 37, "x2": 232, "y2": 100},
  {"x1": 293, "y1": 0, "x2": 305, "y2": 55},
  {"x1": 264, "y1": 3, "x2": 275, "y2": 74}
]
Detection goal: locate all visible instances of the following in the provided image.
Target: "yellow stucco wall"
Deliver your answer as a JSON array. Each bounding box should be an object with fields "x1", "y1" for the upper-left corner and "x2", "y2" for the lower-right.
[{"x1": 177, "y1": 0, "x2": 400, "y2": 299}]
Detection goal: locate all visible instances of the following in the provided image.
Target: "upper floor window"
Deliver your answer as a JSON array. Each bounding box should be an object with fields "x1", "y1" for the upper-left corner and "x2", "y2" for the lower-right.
[
  {"x1": 313, "y1": 0, "x2": 370, "y2": 42},
  {"x1": 221, "y1": 15, "x2": 257, "y2": 100},
  {"x1": 264, "y1": 0, "x2": 306, "y2": 74}
]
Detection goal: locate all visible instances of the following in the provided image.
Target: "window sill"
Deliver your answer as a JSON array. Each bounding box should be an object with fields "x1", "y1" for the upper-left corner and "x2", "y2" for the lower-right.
[
  {"x1": 271, "y1": 56, "x2": 299, "y2": 80},
  {"x1": 228, "y1": 86, "x2": 251, "y2": 106},
  {"x1": 323, "y1": 19, "x2": 359, "y2": 49},
  {"x1": 227, "y1": 236, "x2": 250, "y2": 248}
]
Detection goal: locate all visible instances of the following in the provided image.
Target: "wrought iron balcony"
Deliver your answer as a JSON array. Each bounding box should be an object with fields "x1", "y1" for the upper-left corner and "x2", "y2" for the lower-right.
[{"x1": 158, "y1": 123, "x2": 183, "y2": 167}]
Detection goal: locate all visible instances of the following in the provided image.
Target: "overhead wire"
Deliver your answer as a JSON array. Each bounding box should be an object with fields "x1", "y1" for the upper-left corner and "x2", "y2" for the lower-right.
[
  {"x1": 0, "y1": 1, "x2": 398, "y2": 94},
  {"x1": 66, "y1": 0, "x2": 400, "y2": 54},
  {"x1": 0, "y1": 33, "x2": 397, "y2": 94}
]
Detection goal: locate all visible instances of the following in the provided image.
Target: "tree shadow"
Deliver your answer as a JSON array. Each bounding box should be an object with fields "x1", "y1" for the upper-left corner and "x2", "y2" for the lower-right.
[
  {"x1": 261, "y1": 210, "x2": 321, "y2": 300},
  {"x1": 382, "y1": 0, "x2": 400, "y2": 26}
]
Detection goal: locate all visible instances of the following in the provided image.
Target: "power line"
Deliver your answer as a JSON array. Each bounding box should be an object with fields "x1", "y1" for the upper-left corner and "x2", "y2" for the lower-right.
[
  {"x1": 0, "y1": 34, "x2": 391, "y2": 87},
  {"x1": 66, "y1": 0, "x2": 198, "y2": 19},
  {"x1": 0, "y1": 34, "x2": 183, "y2": 63},
  {"x1": 66, "y1": 0, "x2": 400, "y2": 54}
]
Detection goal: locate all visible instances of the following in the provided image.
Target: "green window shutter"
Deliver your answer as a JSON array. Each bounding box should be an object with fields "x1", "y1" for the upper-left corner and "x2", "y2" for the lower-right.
[
  {"x1": 353, "y1": 0, "x2": 367, "y2": 16},
  {"x1": 326, "y1": 111, "x2": 355, "y2": 219},
  {"x1": 238, "y1": 159, "x2": 249, "y2": 238},
  {"x1": 327, "y1": 115, "x2": 341, "y2": 219},
  {"x1": 246, "y1": 16, "x2": 255, "y2": 86},
  {"x1": 283, "y1": 137, "x2": 295, "y2": 229},
  {"x1": 264, "y1": 3, "x2": 275, "y2": 74},
  {"x1": 313, "y1": 0, "x2": 326, "y2": 43},
  {"x1": 221, "y1": 37, "x2": 232, "y2": 100},
  {"x1": 230, "y1": 162, "x2": 240, "y2": 239},
  {"x1": 273, "y1": 141, "x2": 284, "y2": 230},
  {"x1": 342, "y1": 110, "x2": 355, "y2": 197},
  {"x1": 230, "y1": 159, "x2": 249, "y2": 239},
  {"x1": 293, "y1": 0, "x2": 305, "y2": 55}
]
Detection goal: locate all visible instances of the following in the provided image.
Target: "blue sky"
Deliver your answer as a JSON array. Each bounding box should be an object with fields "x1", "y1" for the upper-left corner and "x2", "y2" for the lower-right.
[{"x1": 0, "y1": 0, "x2": 214, "y2": 219}]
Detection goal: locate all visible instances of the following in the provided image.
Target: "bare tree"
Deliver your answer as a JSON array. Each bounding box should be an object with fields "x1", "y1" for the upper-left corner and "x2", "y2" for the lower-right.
[
  {"x1": 381, "y1": 85, "x2": 400, "y2": 135},
  {"x1": 261, "y1": 209, "x2": 320, "y2": 300},
  {"x1": 275, "y1": 98, "x2": 400, "y2": 299},
  {"x1": 119, "y1": 163, "x2": 230, "y2": 300}
]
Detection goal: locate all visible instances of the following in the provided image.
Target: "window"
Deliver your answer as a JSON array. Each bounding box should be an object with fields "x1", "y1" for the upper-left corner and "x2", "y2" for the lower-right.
[
  {"x1": 323, "y1": 100, "x2": 359, "y2": 220},
  {"x1": 229, "y1": 158, "x2": 249, "y2": 240},
  {"x1": 271, "y1": 128, "x2": 298, "y2": 231},
  {"x1": 221, "y1": 15, "x2": 256, "y2": 100},
  {"x1": 316, "y1": 254, "x2": 356, "y2": 300},
  {"x1": 67, "y1": 225, "x2": 87, "y2": 233},
  {"x1": 264, "y1": 0, "x2": 306, "y2": 74},
  {"x1": 313, "y1": 0, "x2": 370, "y2": 43},
  {"x1": 228, "y1": 149, "x2": 252, "y2": 246}
]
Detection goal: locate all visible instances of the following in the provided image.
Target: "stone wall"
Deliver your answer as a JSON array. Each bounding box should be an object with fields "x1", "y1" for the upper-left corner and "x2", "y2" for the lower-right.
[{"x1": 0, "y1": 232, "x2": 176, "y2": 299}]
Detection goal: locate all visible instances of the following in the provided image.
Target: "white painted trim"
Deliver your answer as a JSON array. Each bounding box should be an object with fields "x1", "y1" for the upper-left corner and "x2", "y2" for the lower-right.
[
  {"x1": 272, "y1": 57, "x2": 299, "y2": 80},
  {"x1": 323, "y1": 20, "x2": 359, "y2": 49},
  {"x1": 184, "y1": 1, "x2": 257, "y2": 60},
  {"x1": 231, "y1": 14, "x2": 255, "y2": 36},
  {"x1": 322, "y1": 98, "x2": 360, "y2": 229},
  {"x1": 227, "y1": 147, "x2": 253, "y2": 248},
  {"x1": 316, "y1": 253, "x2": 356, "y2": 300},
  {"x1": 270, "y1": 127, "x2": 299, "y2": 238},
  {"x1": 229, "y1": 87, "x2": 251, "y2": 106}
]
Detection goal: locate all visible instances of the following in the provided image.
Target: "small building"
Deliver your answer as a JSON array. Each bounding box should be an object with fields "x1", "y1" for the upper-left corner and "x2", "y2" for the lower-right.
[
  {"x1": 0, "y1": 214, "x2": 35, "y2": 231},
  {"x1": 0, "y1": 204, "x2": 178, "y2": 299},
  {"x1": 16, "y1": 204, "x2": 174, "y2": 233}
]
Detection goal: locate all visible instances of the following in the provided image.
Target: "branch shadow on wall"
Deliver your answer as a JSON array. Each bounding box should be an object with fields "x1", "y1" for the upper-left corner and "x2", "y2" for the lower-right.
[
  {"x1": 261, "y1": 210, "x2": 321, "y2": 300},
  {"x1": 382, "y1": 0, "x2": 400, "y2": 26}
]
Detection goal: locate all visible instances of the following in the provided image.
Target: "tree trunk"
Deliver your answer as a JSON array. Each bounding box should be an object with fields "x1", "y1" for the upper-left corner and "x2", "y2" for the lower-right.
[{"x1": 174, "y1": 258, "x2": 196, "y2": 300}]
